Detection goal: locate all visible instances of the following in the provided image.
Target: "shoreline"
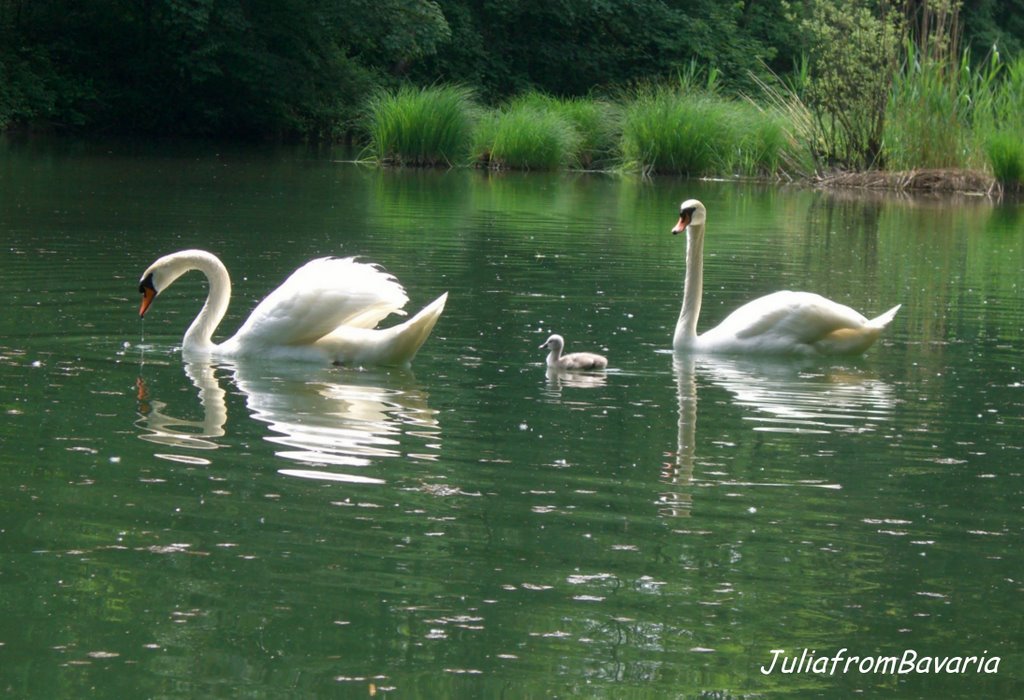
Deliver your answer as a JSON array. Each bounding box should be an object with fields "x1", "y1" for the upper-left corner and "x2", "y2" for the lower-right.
[{"x1": 810, "y1": 168, "x2": 1003, "y2": 197}]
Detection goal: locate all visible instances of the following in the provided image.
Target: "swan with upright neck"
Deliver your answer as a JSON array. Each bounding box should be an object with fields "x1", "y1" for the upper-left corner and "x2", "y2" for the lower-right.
[
  {"x1": 671, "y1": 199, "x2": 900, "y2": 356},
  {"x1": 138, "y1": 249, "x2": 447, "y2": 366}
]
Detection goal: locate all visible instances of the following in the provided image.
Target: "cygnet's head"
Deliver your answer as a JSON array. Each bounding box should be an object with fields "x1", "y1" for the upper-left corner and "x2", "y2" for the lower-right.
[
  {"x1": 539, "y1": 334, "x2": 565, "y2": 351},
  {"x1": 671, "y1": 198, "x2": 707, "y2": 235}
]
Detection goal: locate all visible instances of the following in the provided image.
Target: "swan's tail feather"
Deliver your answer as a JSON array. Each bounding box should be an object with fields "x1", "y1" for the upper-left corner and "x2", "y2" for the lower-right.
[
  {"x1": 320, "y1": 292, "x2": 448, "y2": 367},
  {"x1": 812, "y1": 303, "x2": 901, "y2": 355},
  {"x1": 378, "y1": 292, "x2": 448, "y2": 365},
  {"x1": 868, "y1": 303, "x2": 901, "y2": 329}
]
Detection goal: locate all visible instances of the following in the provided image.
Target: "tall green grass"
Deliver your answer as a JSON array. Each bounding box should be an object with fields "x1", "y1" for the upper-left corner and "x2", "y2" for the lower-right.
[
  {"x1": 873, "y1": 0, "x2": 1022, "y2": 186},
  {"x1": 885, "y1": 42, "x2": 1024, "y2": 188},
  {"x1": 502, "y1": 93, "x2": 619, "y2": 169},
  {"x1": 618, "y1": 85, "x2": 726, "y2": 176},
  {"x1": 975, "y1": 54, "x2": 1024, "y2": 189},
  {"x1": 472, "y1": 97, "x2": 582, "y2": 170},
  {"x1": 884, "y1": 42, "x2": 972, "y2": 170},
  {"x1": 356, "y1": 53, "x2": 1023, "y2": 188},
  {"x1": 361, "y1": 84, "x2": 477, "y2": 167},
  {"x1": 747, "y1": 61, "x2": 818, "y2": 178},
  {"x1": 730, "y1": 103, "x2": 795, "y2": 177},
  {"x1": 618, "y1": 83, "x2": 795, "y2": 177},
  {"x1": 985, "y1": 132, "x2": 1024, "y2": 190}
]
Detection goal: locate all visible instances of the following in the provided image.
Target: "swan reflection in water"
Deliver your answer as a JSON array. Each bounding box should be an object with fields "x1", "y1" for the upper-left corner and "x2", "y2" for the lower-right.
[
  {"x1": 694, "y1": 356, "x2": 896, "y2": 435},
  {"x1": 659, "y1": 353, "x2": 895, "y2": 517},
  {"x1": 135, "y1": 361, "x2": 227, "y2": 455},
  {"x1": 135, "y1": 358, "x2": 441, "y2": 482}
]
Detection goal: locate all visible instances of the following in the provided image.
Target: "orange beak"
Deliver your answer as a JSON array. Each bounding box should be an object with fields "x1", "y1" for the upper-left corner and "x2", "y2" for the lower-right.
[
  {"x1": 672, "y1": 211, "x2": 691, "y2": 235},
  {"x1": 139, "y1": 285, "x2": 156, "y2": 318}
]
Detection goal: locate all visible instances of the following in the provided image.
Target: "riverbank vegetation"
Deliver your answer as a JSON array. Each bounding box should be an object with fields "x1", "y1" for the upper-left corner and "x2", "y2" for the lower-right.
[
  {"x1": 355, "y1": 1, "x2": 1023, "y2": 191},
  {"x1": 2, "y1": 0, "x2": 1022, "y2": 190}
]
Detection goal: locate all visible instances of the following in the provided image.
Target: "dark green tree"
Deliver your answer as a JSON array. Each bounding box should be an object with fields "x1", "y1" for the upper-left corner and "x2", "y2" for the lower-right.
[
  {"x1": 961, "y1": 0, "x2": 1024, "y2": 57},
  {"x1": 2, "y1": 0, "x2": 1022, "y2": 138},
  {"x1": 411, "y1": 0, "x2": 782, "y2": 99}
]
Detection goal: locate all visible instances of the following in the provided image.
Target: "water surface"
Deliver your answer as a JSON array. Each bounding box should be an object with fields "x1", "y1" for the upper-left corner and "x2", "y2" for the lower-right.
[{"x1": 1, "y1": 138, "x2": 1022, "y2": 697}]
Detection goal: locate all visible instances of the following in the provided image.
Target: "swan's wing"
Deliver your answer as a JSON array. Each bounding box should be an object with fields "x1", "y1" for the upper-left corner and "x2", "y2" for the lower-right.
[
  {"x1": 231, "y1": 257, "x2": 409, "y2": 347},
  {"x1": 724, "y1": 291, "x2": 869, "y2": 343}
]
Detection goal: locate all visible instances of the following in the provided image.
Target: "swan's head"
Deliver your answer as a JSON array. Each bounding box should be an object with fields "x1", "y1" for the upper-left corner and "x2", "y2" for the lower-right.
[
  {"x1": 671, "y1": 199, "x2": 706, "y2": 235},
  {"x1": 138, "y1": 272, "x2": 158, "y2": 318},
  {"x1": 539, "y1": 334, "x2": 565, "y2": 351},
  {"x1": 138, "y1": 250, "x2": 207, "y2": 318}
]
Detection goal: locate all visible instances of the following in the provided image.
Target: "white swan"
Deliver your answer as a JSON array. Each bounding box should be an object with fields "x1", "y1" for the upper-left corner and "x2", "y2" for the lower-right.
[
  {"x1": 671, "y1": 199, "x2": 900, "y2": 355},
  {"x1": 539, "y1": 334, "x2": 608, "y2": 370},
  {"x1": 138, "y1": 249, "x2": 447, "y2": 366}
]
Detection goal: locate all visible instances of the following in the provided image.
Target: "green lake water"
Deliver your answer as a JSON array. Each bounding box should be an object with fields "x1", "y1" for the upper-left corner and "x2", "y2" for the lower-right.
[{"x1": 1, "y1": 138, "x2": 1022, "y2": 698}]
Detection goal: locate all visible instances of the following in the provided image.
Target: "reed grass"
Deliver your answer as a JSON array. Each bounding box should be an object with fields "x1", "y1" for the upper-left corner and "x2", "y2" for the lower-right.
[
  {"x1": 974, "y1": 54, "x2": 1024, "y2": 188},
  {"x1": 528, "y1": 93, "x2": 619, "y2": 169},
  {"x1": 881, "y1": 1, "x2": 1023, "y2": 184},
  {"x1": 729, "y1": 102, "x2": 797, "y2": 177},
  {"x1": 618, "y1": 85, "x2": 725, "y2": 176},
  {"x1": 354, "y1": 46, "x2": 1023, "y2": 192},
  {"x1": 618, "y1": 83, "x2": 796, "y2": 178},
  {"x1": 472, "y1": 98, "x2": 581, "y2": 170},
  {"x1": 361, "y1": 84, "x2": 477, "y2": 167},
  {"x1": 985, "y1": 132, "x2": 1024, "y2": 190},
  {"x1": 882, "y1": 41, "x2": 1024, "y2": 186},
  {"x1": 884, "y1": 42, "x2": 972, "y2": 170},
  {"x1": 747, "y1": 62, "x2": 818, "y2": 178}
]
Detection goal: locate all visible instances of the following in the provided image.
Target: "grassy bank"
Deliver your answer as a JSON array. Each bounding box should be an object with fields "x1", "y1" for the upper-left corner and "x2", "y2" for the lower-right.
[
  {"x1": 883, "y1": 45, "x2": 1024, "y2": 190},
  {"x1": 359, "y1": 53, "x2": 1024, "y2": 192},
  {"x1": 359, "y1": 82, "x2": 807, "y2": 179}
]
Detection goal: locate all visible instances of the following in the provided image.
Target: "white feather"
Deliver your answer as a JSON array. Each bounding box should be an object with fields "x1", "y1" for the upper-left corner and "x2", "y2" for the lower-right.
[
  {"x1": 139, "y1": 250, "x2": 446, "y2": 366},
  {"x1": 671, "y1": 200, "x2": 900, "y2": 356}
]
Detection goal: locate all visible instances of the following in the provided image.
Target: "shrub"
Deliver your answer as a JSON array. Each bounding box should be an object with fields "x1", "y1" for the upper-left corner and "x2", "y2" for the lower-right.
[{"x1": 800, "y1": 0, "x2": 903, "y2": 170}]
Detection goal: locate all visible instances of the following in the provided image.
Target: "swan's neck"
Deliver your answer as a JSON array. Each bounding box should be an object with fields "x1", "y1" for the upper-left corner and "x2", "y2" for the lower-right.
[
  {"x1": 181, "y1": 253, "x2": 231, "y2": 354},
  {"x1": 674, "y1": 224, "x2": 704, "y2": 349},
  {"x1": 546, "y1": 346, "x2": 562, "y2": 367}
]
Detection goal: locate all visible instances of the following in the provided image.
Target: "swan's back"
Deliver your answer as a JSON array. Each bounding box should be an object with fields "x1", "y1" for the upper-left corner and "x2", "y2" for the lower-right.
[
  {"x1": 698, "y1": 291, "x2": 896, "y2": 355},
  {"x1": 230, "y1": 257, "x2": 409, "y2": 348}
]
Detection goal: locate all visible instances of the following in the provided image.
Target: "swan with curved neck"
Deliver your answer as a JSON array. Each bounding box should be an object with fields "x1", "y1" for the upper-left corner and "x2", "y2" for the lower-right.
[
  {"x1": 138, "y1": 249, "x2": 447, "y2": 366},
  {"x1": 671, "y1": 199, "x2": 900, "y2": 355}
]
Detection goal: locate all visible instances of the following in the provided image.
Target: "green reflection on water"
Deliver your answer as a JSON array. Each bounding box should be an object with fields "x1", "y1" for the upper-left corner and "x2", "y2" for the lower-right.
[{"x1": 0, "y1": 138, "x2": 1021, "y2": 697}]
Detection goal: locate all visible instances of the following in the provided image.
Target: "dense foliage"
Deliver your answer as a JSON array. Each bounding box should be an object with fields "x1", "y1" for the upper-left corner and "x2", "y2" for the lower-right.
[{"x1": 2, "y1": 0, "x2": 1021, "y2": 140}]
